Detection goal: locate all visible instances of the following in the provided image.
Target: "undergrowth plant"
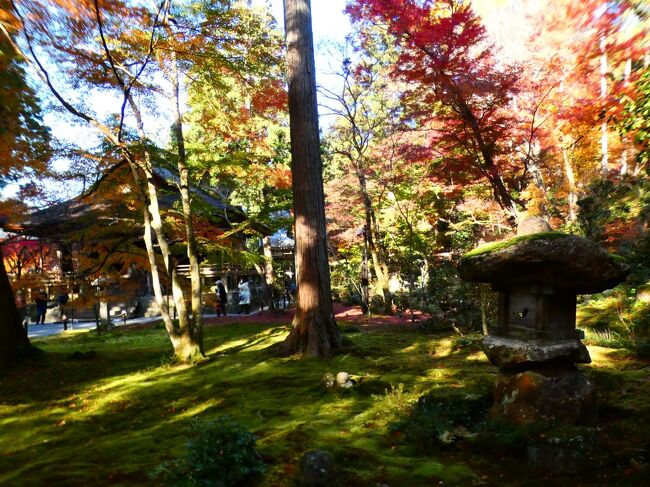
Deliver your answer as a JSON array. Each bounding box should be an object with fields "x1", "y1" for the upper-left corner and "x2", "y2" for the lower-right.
[
  {"x1": 390, "y1": 392, "x2": 492, "y2": 451},
  {"x1": 153, "y1": 416, "x2": 265, "y2": 487}
]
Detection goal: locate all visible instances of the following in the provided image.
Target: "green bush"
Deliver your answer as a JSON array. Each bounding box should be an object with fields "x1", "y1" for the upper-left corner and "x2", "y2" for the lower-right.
[
  {"x1": 427, "y1": 262, "x2": 497, "y2": 331},
  {"x1": 574, "y1": 177, "x2": 650, "y2": 343},
  {"x1": 450, "y1": 334, "x2": 484, "y2": 353},
  {"x1": 154, "y1": 416, "x2": 265, "y2": 486},
  {"x1": 390, "y1": 392, "x2": 491, "y2": 451},
  {"x1": 634, "y1": 340, "x2": 650, "y2": 359}
]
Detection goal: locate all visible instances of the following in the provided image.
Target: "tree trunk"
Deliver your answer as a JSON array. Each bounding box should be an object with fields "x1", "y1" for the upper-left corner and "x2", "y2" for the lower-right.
[
  {"x1": 280, "y1": 0, "x2": 341, "y2": 357},
  {"x1": 354, "y1": 165, "x2": 391, "y2": 313},
  {"x1": 168, "y1": 43, "x2": 204, "y2": 355},
  {"x1": 440, "y1": 74, "x2": 520, "y2": 217},
  {"x1": 0, "y1": 257, "x2": 37, "y2": 370},
  {"x1": 600, "y1": 36, "x2": 609, "y2": 177},
  {"x1": 128, "y1": 97, "x2": 202, "y2": 362},
  {"x1": 562, "y1": 146, "x2": 578, "y2": 221},
  {"x1": 620, "y1": 58, "x2": 632, "y2": 176},
  {"x1": 263, "y1": 236, "x2": 275, "y2": 310},
  {"x1": 163, "y1": 4, "x2": 203, "y2": 354}
]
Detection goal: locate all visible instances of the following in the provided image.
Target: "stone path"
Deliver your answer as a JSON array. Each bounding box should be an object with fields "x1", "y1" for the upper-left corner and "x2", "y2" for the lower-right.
[
  {"x1": 27, "y1": 313, "x2": 236, "y2": 338},
  {"x1": 27, "y1": 303, "x2": 429, "y2": 339}
]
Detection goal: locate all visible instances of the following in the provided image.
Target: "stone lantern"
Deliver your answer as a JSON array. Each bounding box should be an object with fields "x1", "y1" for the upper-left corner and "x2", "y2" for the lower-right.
[{"x1": 459, "y1": 224, "x2": 628, "y2": 426}]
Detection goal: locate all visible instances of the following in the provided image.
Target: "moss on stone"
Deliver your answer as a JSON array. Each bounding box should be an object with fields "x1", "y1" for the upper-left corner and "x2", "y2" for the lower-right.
[{"x1": 462, "y1": 232, "x2": 569, "y2": 259}]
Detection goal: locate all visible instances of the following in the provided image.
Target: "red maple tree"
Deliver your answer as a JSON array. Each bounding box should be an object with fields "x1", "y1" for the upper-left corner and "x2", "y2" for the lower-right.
[{"x1": 346, "y1": 0, "x2": 522, "y2": 216}]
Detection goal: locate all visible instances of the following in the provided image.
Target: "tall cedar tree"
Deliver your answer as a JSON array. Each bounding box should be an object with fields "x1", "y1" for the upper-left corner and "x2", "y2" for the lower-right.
[
  {"x1": 0, "y1": 2, "x2": 50, "y2": 369},
  {"x1": 281, "y1": 0, "x2": 341, "y2": 356},
  {"x1": 346, "y1": 0, "x2": 522, "y2": 216}
]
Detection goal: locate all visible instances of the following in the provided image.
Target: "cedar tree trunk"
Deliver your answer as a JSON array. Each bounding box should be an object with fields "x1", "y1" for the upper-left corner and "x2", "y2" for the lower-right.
[{"x1": 281, "y1": 0, "x2": 341, "y2": 356}]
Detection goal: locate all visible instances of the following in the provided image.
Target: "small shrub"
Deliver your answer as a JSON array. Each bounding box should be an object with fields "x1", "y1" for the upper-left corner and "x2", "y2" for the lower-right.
[
  {"x1": 475, "y1": 421, "x2": 599, "y2": 465},
  {"x1": 474, "y1": 418, "x2": 550, "y2": 454},
  {"x1": 450, "y1": 334, "x2": 484, "y2": 353},
  {"x1": 634, "y1": 340, "x2": 650, "y2": 359},
  {"x1": 154, "y1": 416, "x2": 265, "y2": 486},
  {"x1": 583, "y1": 328, "x2": 629, "y2": 348},
  {"x1": 381, "y1": 383, "x2": 416, "y2": 414},
  {"x1": 391, "y1": 392, "x2": 491, "y2": 451},
  {"x1": 368, "y1": 294, "x2": 387, "y2": 314}
]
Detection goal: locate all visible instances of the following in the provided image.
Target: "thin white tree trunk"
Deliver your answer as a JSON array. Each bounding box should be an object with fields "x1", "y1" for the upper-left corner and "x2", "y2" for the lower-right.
[
  {"x1": 562, "y1": 146, "x2": 578, "y2": 221},
  {"x1": 600, "y1": 36, "x2": 608, "y2": 177},
  {"x1": 620, "y1": 58, "x2": 632, "y2": 176},
  {"x1": 162, "y1": 3, "x2": 203, "y2": 353}
]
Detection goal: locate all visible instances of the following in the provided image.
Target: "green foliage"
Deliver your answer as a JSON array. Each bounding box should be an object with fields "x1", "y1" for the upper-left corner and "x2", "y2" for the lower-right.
[
  {"x1": 579, "y1": 291, "x2": 650, "y2": 354},
  {"x1": 329, "y1": 246, "x2": 364, "y2": 306},
  {"x1": 577, "y1": 179, "x2": 650, "y2": 283},
  {"x1": 620, "y1": 66, "x2": 650, "y2": 170},
  {"x1": 0, "y1": 33, "x2": 51, "y2": 181},
  {"x1": 575, "y1": 178, "x2": 650, "y2": 343},
  {"x1": 426, "y1": 262, "x2": 497, "y2": 331},
  {"x1": 155, "y1": 416, "x2": 265, "y2": 487}
]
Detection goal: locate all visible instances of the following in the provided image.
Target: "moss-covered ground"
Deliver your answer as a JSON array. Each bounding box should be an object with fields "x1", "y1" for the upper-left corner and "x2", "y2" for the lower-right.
[{"x1": 0, "y1": 319, "x2": 648, "y2": 486}]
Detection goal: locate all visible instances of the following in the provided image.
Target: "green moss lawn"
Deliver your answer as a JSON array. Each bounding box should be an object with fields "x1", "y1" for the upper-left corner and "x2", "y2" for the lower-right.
[{"x1": 1, "y1": 318, "x2": 648, "y2": 486}]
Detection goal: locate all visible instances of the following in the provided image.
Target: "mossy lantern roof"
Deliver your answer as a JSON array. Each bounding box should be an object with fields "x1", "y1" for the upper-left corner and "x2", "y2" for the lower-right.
[{"x1": 459, "y1": 233, "x2": 629, "y2": 294}]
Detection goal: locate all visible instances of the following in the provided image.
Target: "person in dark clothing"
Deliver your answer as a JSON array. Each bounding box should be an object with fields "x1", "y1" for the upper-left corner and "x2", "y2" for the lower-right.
[
  {"x1": 215, "y1": 280, "x2": 228, "y2": 317},
  {"x1": 57, "y1": 291, "x2": 70, "y2": 330},
  {"x1": 16, "y1": 291, "x2": 28, "y2": 332},
  {"x1": 35, "y1": 291, "x2": 48, "y2": 324}
]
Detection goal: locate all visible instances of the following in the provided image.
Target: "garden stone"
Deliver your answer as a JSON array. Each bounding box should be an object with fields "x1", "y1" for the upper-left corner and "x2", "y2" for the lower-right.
[
  {"x1": 461, "y1": 233, "x2": 628, "y2": 341},
  {"x1": 298, "y1": 449, "x2": 336, "y2": 487},
  {"x1": 336, "y1": 372, "x2": 353, "y2": 388},
  {"x1": 635, "y1": 284, "x2": 650, "y2": 303},
  {"x1": 322, "y1": 373, "x2": 336, "y2": 389},
  {"x1": 527, "y1": 428, "x2": 598, "y2": 474},
  {"x1": 491, "y1": 368, "x2": 597, "y2": 426},
  {"x1": 483, "y1": 335, "x2": 591, "y2": 369},
  {"x1": 517, "y1": 216, "x2": 552, "y2": 236}
]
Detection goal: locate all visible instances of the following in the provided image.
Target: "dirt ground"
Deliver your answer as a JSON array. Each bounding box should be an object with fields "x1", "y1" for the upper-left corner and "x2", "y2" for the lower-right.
[{"x1": 204, "y1": 302, "x2": 430, "y2": 329}]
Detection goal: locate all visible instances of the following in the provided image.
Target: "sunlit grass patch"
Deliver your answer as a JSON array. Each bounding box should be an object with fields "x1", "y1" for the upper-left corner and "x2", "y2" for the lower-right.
[{"x1": 0, "y1": 322, "x2": 648, "y2": 486}]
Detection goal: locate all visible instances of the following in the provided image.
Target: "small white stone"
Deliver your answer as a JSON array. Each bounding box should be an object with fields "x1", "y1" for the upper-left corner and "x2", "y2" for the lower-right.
[{"x1": 336, "y1": 372, "x2": 350, "y2": 385}]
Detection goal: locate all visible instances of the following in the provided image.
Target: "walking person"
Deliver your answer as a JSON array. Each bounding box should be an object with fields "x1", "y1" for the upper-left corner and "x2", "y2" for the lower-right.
[
  {"x1": 16, "y1": 291, "x2": 28, "y2": 333},
  {"x1": 34, "y1": 291, "x2": 48, "y2": 324},
  {"x1": 56, "y1": 289, "x2": 70, "y2": 330},
  {"x1": 238, "y1": 279, "x2": 251, "y2": 314},
  {"x1": 215, "y1": 280, "x2": 228, "y2": 317}
]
